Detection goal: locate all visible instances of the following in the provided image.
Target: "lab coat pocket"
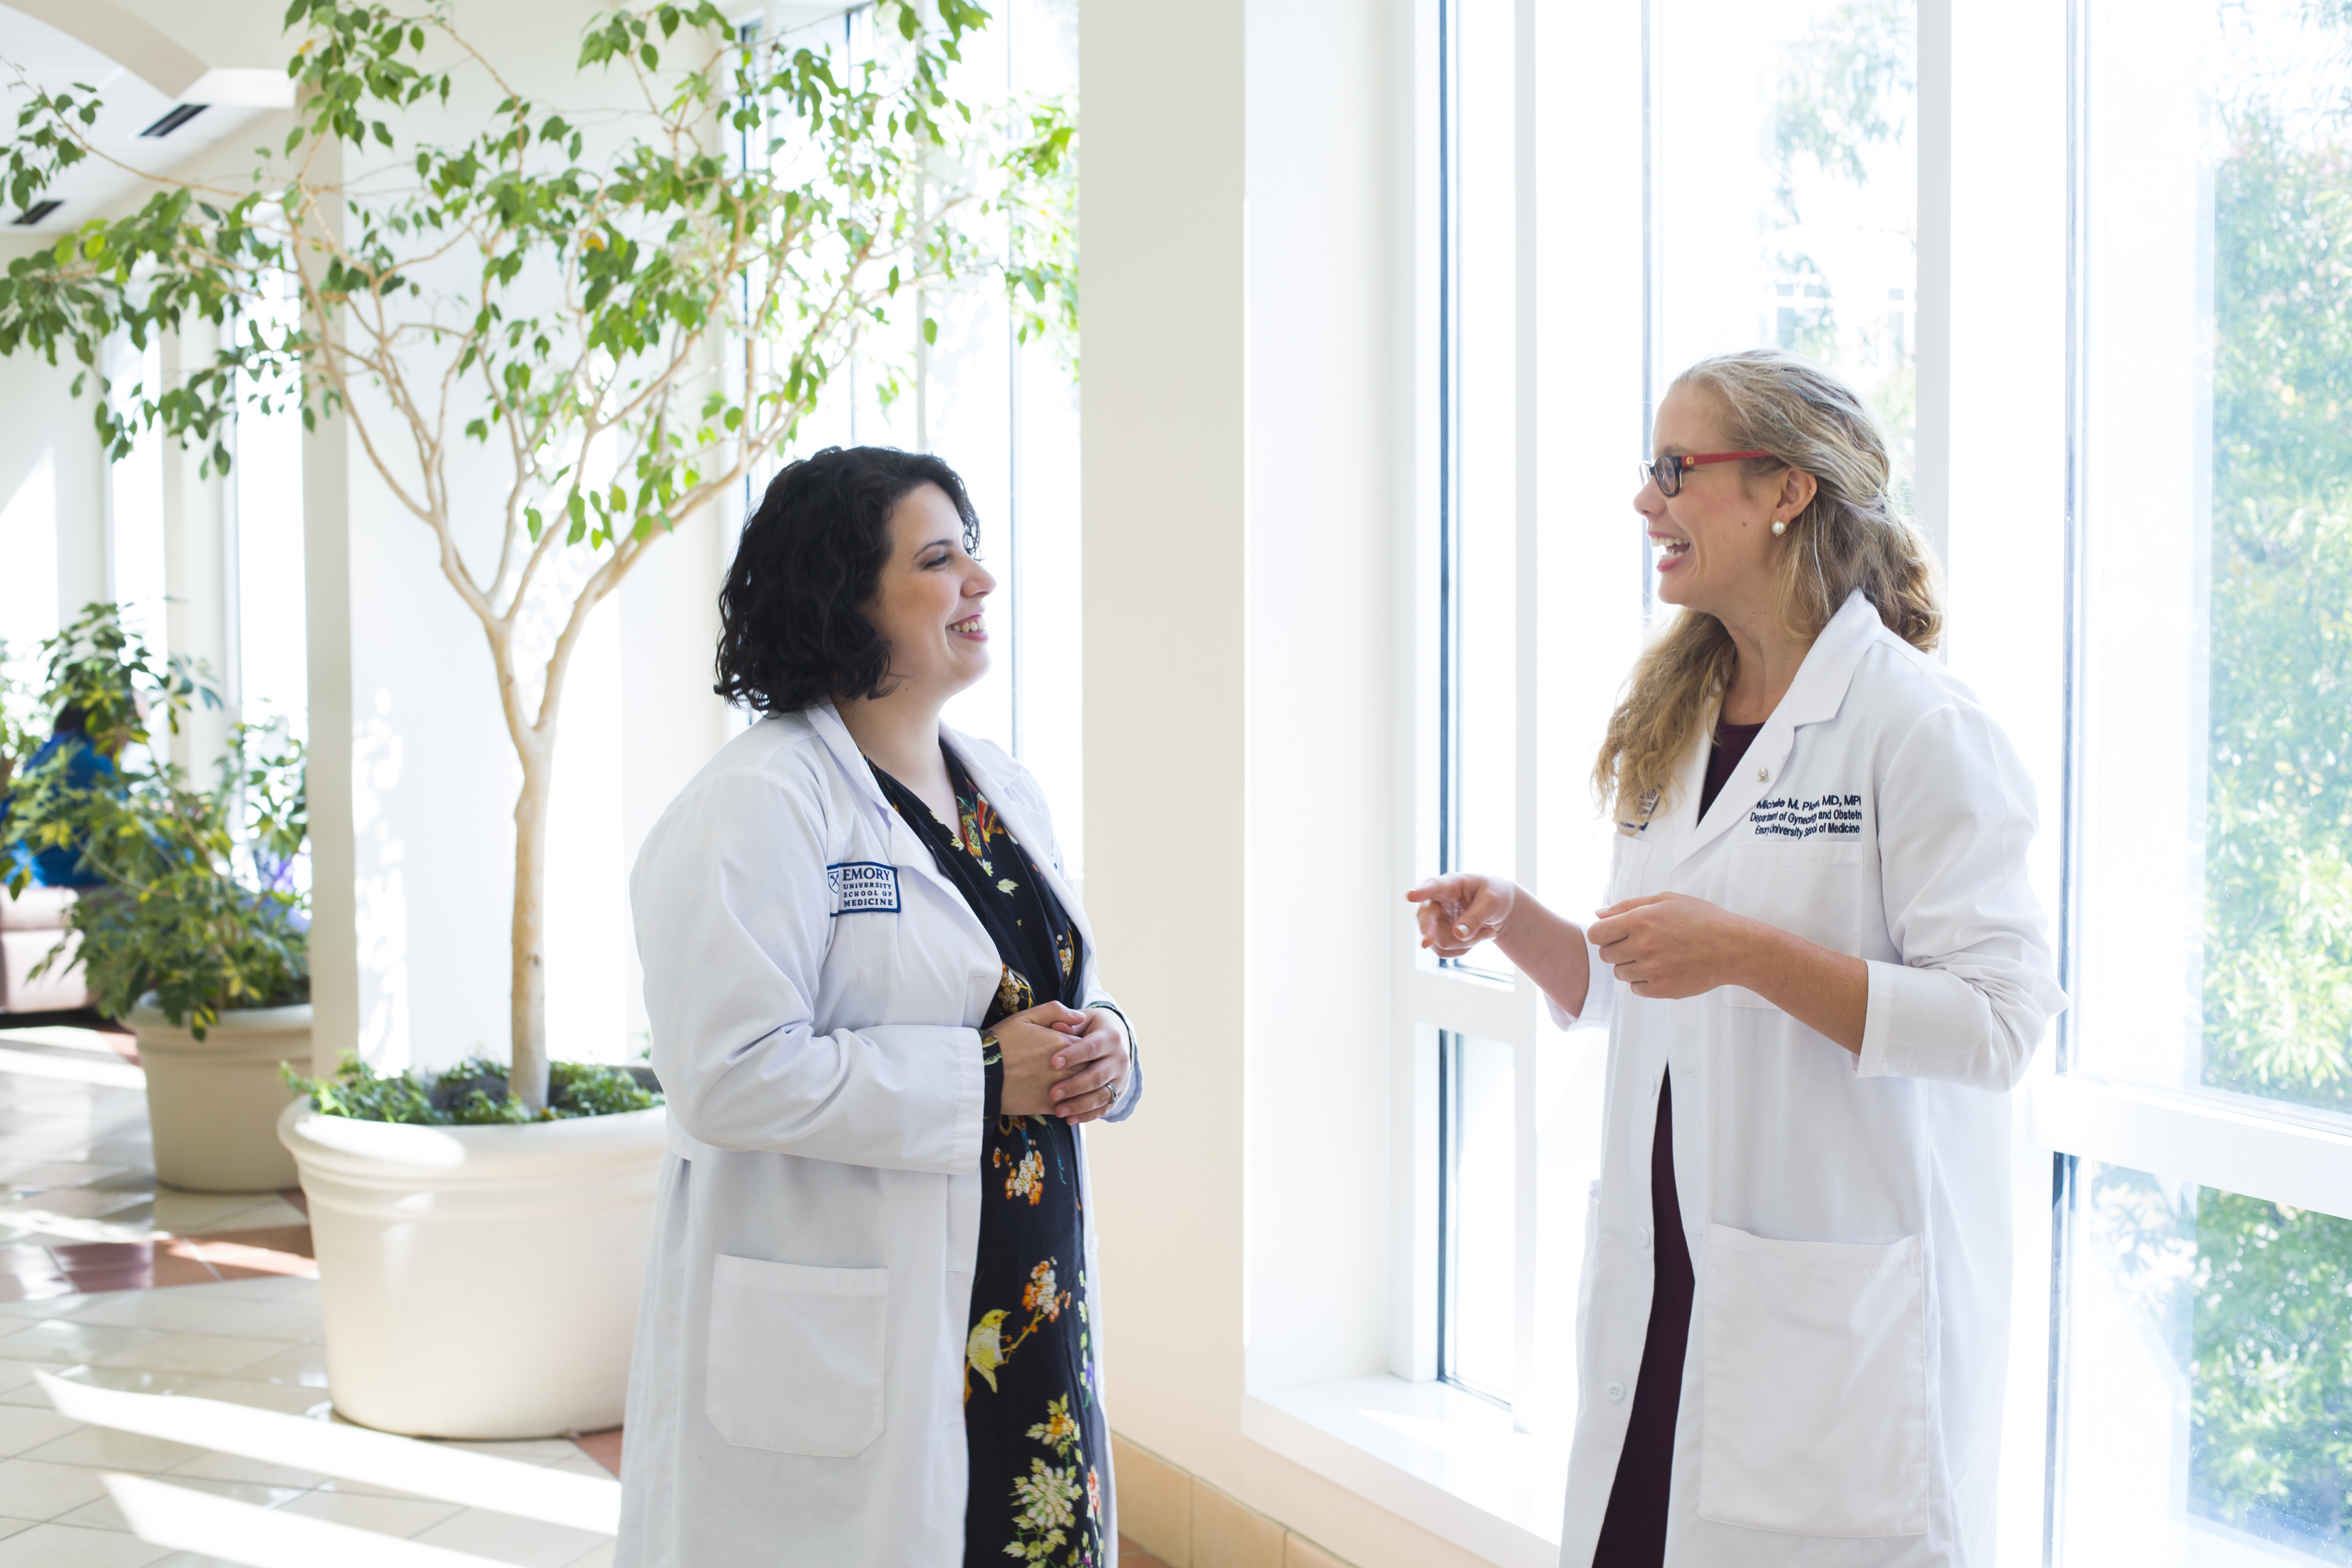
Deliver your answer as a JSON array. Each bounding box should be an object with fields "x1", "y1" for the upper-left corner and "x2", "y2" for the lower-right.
[
  {"x1": 705, "y1": 1254, "x2": 889, "y2": 1456},
  {"x1": 1721, "y1": 840, "x2": 1868, "y2": 1008},
  {"x1": 1697, "y1": 1224, "x2": 1928, "y2": 1537}
]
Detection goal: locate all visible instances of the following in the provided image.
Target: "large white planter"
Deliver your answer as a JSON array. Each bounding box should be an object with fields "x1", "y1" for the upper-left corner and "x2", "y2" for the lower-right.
[
  {"x1": 278, "y1": 1099, "x2": 666, "y2": 1439},
  {"x1": 128, "y1": 1001, "x2": 311, "y2": 1192}
]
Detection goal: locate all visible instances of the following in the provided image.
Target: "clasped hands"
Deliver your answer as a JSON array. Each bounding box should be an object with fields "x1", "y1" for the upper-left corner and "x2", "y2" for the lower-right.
[
  {"x1": 1406, "y1": 873, "x2": 1765, "y2": 999},
  {"x1": 995, "y1": 1001, "x2": 1130, "y2": 1123}
]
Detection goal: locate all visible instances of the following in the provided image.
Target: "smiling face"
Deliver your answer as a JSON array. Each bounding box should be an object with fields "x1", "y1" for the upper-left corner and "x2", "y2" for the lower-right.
[
  {"x1": 1636, "y1": 384, "x2": 1805, "y2": 624},
  {"x1": 860, "y1": 481, "x2": 995, "y2": 702}
]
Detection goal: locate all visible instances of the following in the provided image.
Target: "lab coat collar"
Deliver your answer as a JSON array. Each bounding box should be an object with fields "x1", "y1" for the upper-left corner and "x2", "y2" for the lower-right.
[
  {"x1": 1665, "y1": 589, "x2": 1888, "y2": 872},
  {"x1": 803, "y1": 700, "x2": 1098, "y2": 974}
]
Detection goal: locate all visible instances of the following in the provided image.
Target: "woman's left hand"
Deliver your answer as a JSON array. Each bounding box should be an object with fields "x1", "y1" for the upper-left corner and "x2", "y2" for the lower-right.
[
  {"x1": 1048, "y1": 1009, "x2": 1130, "y2": 1125},
  {"x1": 1587, "y1": 892, "x2": 1765, "y2": 1000}
]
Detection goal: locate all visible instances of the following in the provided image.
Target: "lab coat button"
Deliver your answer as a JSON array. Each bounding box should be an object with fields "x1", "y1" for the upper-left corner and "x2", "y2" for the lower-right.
[
  {"x1": 1606, "y1": 1381, "x2": 1626, "y2": 1402},
  {"x1": 1755, "y1": 765, "x2": 1769, "y2": 781},
  {"x1": 1635, "y1": 1225, "x2": 1651, "y2": 1249},
  {"x1": 1640, "y1": 1073, "x2": 1656, "y2": 1097}
]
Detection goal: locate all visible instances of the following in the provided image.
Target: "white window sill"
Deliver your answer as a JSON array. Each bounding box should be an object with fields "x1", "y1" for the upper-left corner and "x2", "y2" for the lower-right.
[{"x1": 1241, "y1": 1376, "x2": 1564, "y2": 1568}]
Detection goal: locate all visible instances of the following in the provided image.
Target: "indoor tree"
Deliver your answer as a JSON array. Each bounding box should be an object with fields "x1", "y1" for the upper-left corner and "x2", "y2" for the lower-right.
[{"x1": 0, "y1": 0, "x2": 1076, "y2": 1108}]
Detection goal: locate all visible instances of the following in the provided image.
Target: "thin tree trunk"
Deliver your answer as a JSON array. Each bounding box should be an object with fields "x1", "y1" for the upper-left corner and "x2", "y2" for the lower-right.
[{"x1": 510, "y1": 751, "x2": 552, "y2": 1111}]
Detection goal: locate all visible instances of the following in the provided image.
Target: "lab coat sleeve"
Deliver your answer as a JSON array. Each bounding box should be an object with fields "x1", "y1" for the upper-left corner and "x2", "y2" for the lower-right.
[
  {"x1": 1858, "y1": 701, "x2": 2068, "y2": 1091},
  {"x1": 1545, "y1": 931, "x2": 1616, "y2": 1033},
  {"x1": 631, "y1": 763, "x2": 985, "y2": 1173}
]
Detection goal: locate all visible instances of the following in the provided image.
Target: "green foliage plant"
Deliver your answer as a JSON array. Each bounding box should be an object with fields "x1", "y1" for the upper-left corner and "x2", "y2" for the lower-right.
[
  {"x1": 0, "y1": 0, "x2": 1076, "y2": 1110},
  {"x1": 288, "y1": 1051, "x2": 661, "y2": 1125},
  {"x1": 4, "y1": 607, "x2": 305, "y2": 1039}
]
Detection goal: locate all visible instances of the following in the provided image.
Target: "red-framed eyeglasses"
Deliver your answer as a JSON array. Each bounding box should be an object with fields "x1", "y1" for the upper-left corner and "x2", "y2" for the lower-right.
[{"x1": 1639, "y1": 450, "x2": 1772, "y2": 497}]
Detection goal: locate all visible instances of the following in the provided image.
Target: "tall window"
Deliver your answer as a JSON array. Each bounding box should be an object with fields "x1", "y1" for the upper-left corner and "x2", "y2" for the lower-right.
[
  {"x1": 728, "y1": 1, "x2": 1083, "y2": 857},
  {"x1": 2056, "y1": 1, "x2": 2352, "y2": 1559},
  {"x1": 1649, "y1": 0, "x2": 1919, "y2": 507},
  {"x1": 1431, "y1": 0, "x2": 1531, "y2": 1410}
]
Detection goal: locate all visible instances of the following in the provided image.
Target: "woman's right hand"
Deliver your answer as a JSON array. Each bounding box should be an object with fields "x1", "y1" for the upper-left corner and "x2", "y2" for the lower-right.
[
  {"x1": 994, "y1": 1001, "x2": 1088, "y2": 1117},
  {"x1": 1405, "y1": 874, "x2": 1517, "y2": 959}
]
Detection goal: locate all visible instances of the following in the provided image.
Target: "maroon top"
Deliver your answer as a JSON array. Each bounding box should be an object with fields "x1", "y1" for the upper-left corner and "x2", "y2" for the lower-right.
[{"x1": 1589, "y1": 717, "x2": 1761, "y2": 1567}]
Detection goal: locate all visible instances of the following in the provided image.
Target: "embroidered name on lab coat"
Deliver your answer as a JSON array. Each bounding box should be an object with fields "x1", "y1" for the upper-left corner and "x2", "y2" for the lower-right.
[
  {"x1": 827, "y1": 861, "x2": 902, "y2": 914},
  {"x1": 1748, "y1": 793, "x2": 1865, "y2": 839}
]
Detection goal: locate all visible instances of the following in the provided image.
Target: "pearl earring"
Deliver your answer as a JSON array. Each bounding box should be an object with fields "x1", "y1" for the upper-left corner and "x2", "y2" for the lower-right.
[{"x1": 1771, "y1": 518, "x2": 1788, "y2": 536}]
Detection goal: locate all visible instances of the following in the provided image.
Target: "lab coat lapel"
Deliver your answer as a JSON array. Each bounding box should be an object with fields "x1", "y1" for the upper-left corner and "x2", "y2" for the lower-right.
[
  {"x1": 1635, "y1": 728, "x2": 1716, "y2": 876},
  {"x1": 804, "y1": 700, "x2": 974, "y2": 914},
  {"x1": 1668, "y1": 590, "x2": 1884, "y2": 873}
]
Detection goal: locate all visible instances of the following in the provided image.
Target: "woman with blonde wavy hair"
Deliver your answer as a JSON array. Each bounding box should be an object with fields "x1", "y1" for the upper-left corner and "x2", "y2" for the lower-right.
[{"x1": 1408, "y1": 350, "x2": 2064, "y2": 1568}]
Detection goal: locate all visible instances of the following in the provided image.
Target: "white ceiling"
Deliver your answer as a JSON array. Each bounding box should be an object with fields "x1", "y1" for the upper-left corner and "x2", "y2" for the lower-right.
[{"x1": 0, "y1": 4, "x2": 284, "y2": 237}]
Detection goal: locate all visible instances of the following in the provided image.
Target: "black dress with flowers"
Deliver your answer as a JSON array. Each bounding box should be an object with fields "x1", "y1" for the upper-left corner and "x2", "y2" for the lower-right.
[{"x1": 871, "y1": 746, "x2": 1110, "y2": 1568}]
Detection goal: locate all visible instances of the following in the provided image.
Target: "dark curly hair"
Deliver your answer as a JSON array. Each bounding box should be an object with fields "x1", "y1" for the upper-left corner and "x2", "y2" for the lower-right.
[{"x1": 713, "y1": 445, "x2": 982, "y2": 713}]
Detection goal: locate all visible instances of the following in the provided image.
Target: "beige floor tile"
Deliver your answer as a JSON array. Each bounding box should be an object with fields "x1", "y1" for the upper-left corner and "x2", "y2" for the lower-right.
[
  {"x1": 155, "y1": 1276, "x2": 313, "y2": 1305},
  {"x1": 158, "y1": 1452, "x2": 327, "y2": 1490},
  {"x1": 177, "y1": 1378, "x2": 334, "y2": 1418},
  {"x1": 315, "y1": 1474, "x2": 443, "y2": 1502},
  {"x1": 0, "y1": 1321, "x2": 163, "y2": 1366},
  {"x1": 145, "y1": 1193, "x2": 286, "y2": 1234},
  {"x1": 192, "y1": 1197, "x2": 309, "y2": 1233},
  {"x1": 0, "y1": 1522, "x2": 172, "y2": 1567},
  {"x1": 187, "y1": 1301, "x2": 321, "y2": 1345},
  {"x1": 215, "y1": 1343, "x2": 326, "y2": 1387},
  {"x1": 408, "y1": 1506, "x2": 613, "y2": 1567},
  {"x1": 549, "y1": 1456, "x2": 616, "y2": 1480},
  {"x1": 1192, "y1": 1483, "x2": 1283, "y2": 1568},
  {"x1": 277, "y1": 1487, "x2": 465, "y2": 1536},
  {"x1": 0, "y1": 1189, "x2": 149, "y2": 1222},
  {"x1": 0, "y1": 1299, "x2": 91, "y2": 1323},
  {"x1": 0, "y1": 1405, "x2": 82, "y2": 1457},
  {"x1": 60, "y1": 1295, "x2": 233, "y2": 1335},
  {"x1": 564, "y1": 1544, "x2": 615, "y2": 1568},
  {"x1": 16, "y1": 1426, "x2": 207, "y2": 1473},
  {"x1": 88, "y1": 1334, "x2": 287, "y2": 1378},
  {"x1": 56, "y1": 1476, "x2": 309, "y2": 1533},
  {"x1": 0, "y1": 1520, "x2": 29, "y2": 1541},
  {"x1": 1284, "y1": 1535, "x2": 1354, "y2": 1568},
  {"x1": 143, "y1": 1557, "x2": 242, "y2": 1567},
  {"x1": 1112, "y1": 1435, "x2": 1191, "y2": 1565},
  {"x1": 32, "y1": 1366, "x2": 211, "y2": 1401},
  {"x1": 0, "y1": 1458, "x2": 113, "y2": 1520},
  {"x1": 437, "y1": 1438, "x2": 589, "y2": 1467},
  {"x1": 0, "y1": 1363, "x2": 42, "y2": 1397}
]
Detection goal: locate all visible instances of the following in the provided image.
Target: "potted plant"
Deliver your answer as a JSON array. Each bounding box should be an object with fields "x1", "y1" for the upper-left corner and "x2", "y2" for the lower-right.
[
  {"x1": 4, "y1": 605, "x2": 309, "y2": 1192},
  {"x1": 0, "y1": 0, "x2": 1071, "y2": 1435},
  {"x1": 278, "y1": 1053, "x2": 664, "y2": 1437}
]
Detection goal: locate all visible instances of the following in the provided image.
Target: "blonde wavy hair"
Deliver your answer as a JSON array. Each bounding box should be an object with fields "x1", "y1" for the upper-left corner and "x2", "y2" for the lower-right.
[{"x1": 1592, "y1": 349, "x2": 1942, "y2": 820}]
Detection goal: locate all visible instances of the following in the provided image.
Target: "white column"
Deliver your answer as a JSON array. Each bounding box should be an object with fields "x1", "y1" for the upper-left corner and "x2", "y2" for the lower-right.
[{"x1": 160, "y1": 323, "x2": 236, "y2": 777}]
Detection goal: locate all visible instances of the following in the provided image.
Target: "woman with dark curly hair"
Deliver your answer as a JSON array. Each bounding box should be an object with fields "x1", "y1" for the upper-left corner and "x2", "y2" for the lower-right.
[{"x1": 619, "y1": 445, "x2": 1140, "y2": 1568}]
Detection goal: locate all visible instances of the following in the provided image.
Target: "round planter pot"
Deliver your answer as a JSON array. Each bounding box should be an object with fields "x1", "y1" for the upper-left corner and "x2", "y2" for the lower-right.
[
  {"x1": 128, "y1": 1000, "x2": 312, "y2": 1193},
  {"x1": 278, "y1": 1099, "x2": 666, "y2": 1439}
]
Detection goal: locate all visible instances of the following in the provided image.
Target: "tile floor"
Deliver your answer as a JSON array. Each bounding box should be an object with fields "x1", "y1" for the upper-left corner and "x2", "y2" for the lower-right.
[
  {"x1": 0, "y1": 1016, "x2": 1163, "y2": 1567},
  {"x1": 0, "y1": 1020, "x2": 620, "y2": 1567}
]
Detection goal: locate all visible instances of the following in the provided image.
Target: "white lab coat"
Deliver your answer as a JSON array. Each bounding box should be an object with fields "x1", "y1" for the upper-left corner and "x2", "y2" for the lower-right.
[
  {"x1": 616, "y1": 702, "x2": 1139, "y2": 1568},
  {"x1": 1556, "y1": 591, "x2": 2065, "y2": 1568}
]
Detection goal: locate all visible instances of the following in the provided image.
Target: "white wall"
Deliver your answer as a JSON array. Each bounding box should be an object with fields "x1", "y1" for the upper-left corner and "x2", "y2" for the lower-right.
[{"x1": 1082, "y1": 0, "x2": 1495, "y2": 1562}]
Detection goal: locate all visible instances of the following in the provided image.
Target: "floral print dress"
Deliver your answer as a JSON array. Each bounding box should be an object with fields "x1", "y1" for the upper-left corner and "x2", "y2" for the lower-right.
[{"x1": 872, "y1": 747, "x2": 1110, "y2": 1568}]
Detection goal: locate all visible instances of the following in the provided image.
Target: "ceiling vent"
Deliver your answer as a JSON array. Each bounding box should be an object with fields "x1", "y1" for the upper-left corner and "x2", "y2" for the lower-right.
[
  {"x1": 139, "y1": 104, "x2": 209, "y2": 138},
  {"x1": 13, "y1": 201, "x2": 62, "y2": 226}
]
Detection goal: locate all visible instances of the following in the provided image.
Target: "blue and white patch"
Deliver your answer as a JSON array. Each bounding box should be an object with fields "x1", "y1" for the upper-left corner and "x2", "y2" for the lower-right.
[{"x1": 827, "y1": 861, "x2": 901, "y2": 915}]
